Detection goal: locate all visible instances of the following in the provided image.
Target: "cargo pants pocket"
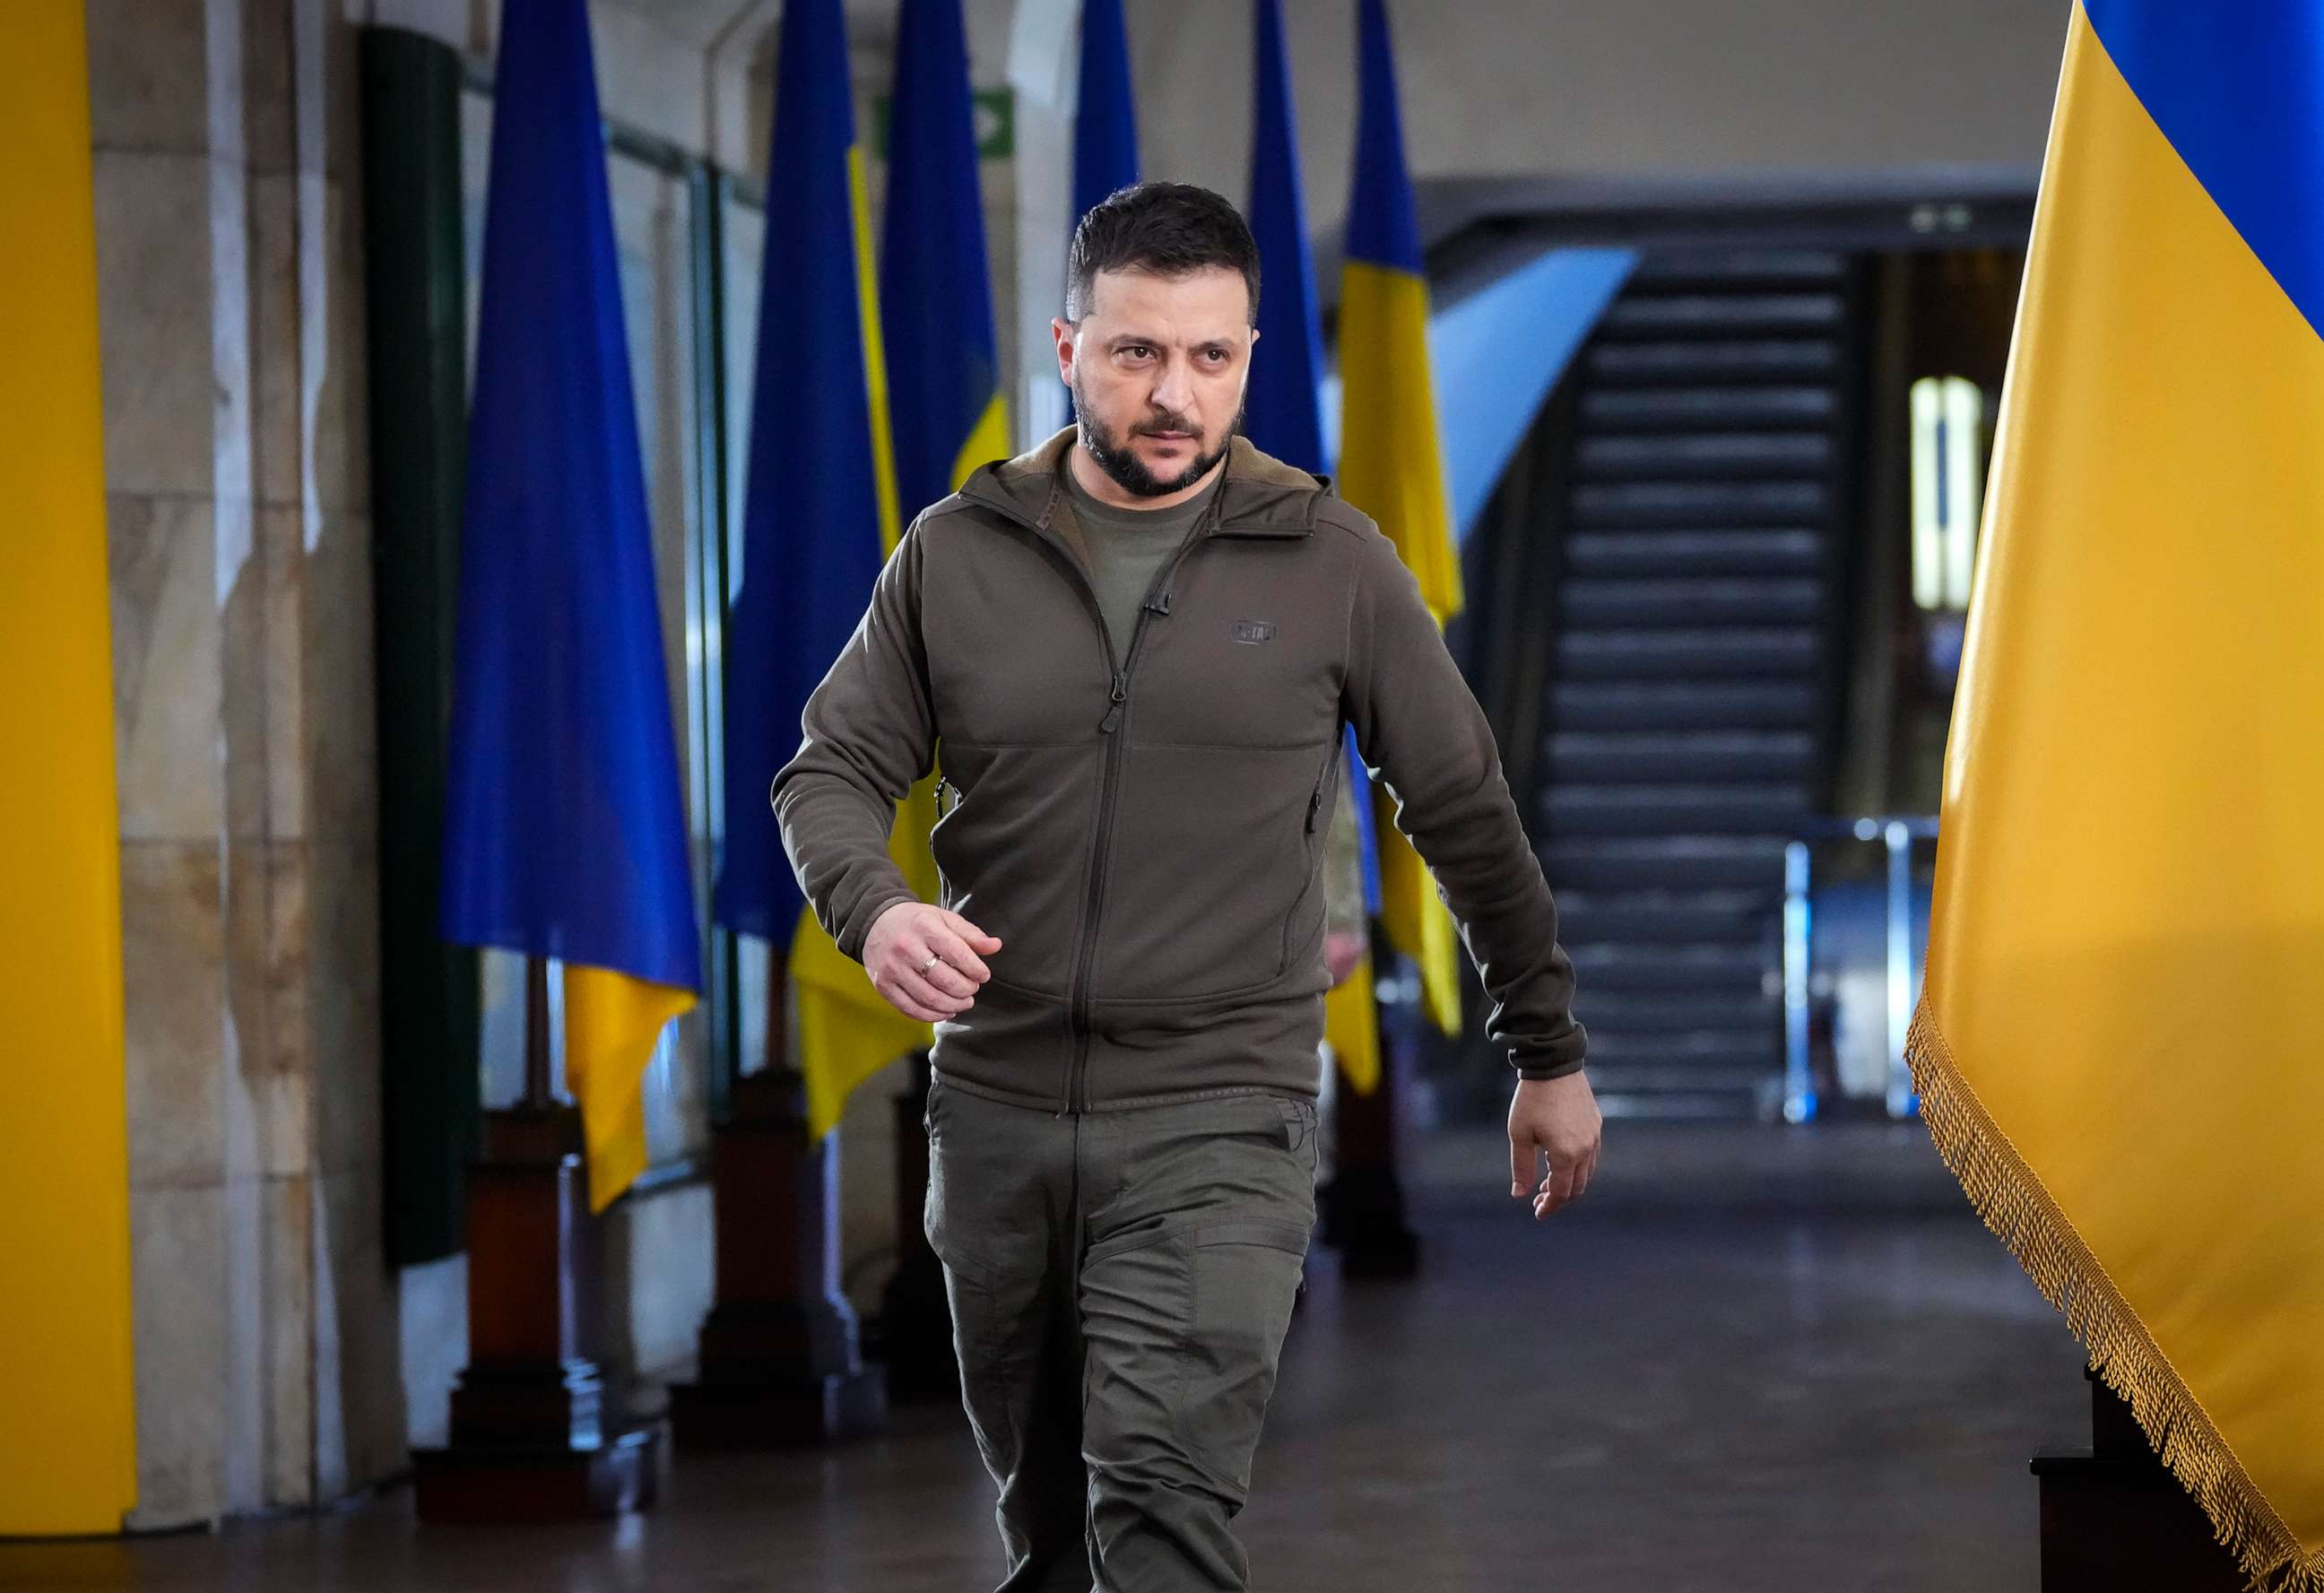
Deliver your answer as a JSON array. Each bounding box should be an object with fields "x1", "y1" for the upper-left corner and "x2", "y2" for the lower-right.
[
  {"x1": 1278, "y1": 1095, "x2": 1320, "y2": 1177},
  {"x1": 1174, "y1": 1217, "x2": 1314, "y2": 1499},
  {"x1": 921, "y1": 1076, "x2": 1054, "y2": 1502}
]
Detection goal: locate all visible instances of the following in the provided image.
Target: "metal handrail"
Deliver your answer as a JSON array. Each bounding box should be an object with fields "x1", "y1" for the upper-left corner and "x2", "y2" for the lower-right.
[{"x1": 1781, "y1": 816, "x2": 1938, "y2": 1125}]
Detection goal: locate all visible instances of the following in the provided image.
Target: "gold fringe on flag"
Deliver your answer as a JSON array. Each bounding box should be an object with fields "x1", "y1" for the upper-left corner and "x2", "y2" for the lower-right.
[{"x1": 1906, "y1": 1001, "x2": 2324, "y2": 1593}]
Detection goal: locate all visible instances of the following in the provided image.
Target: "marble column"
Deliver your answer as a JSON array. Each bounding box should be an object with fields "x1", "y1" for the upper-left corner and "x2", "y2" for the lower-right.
[{"x1": 89, "y1": 0, "x2": 396, "y2": 1524}]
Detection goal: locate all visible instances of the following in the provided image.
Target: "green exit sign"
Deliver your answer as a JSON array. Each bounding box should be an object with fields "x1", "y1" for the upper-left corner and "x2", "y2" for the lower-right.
[{"x1": 872, "y1": 88, "x2": 1015, "y2": 161}]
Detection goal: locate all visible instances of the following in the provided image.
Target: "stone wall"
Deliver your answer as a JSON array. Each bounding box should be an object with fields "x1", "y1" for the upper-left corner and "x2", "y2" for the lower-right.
[{"x1": 90, "y1": 0, "x2": 392, "y2": 1522}]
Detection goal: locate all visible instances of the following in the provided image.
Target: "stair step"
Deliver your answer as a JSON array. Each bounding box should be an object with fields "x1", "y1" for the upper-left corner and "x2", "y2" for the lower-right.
[
  {"x1": 1560, "y1": 576, "x2": 1824, "y2": 627},
  {"x1": 1554, "y1": 888, "x2": 1774, "y2": 942},
  {"x1": 1564, "y1": 529, "x2": 1825, "y2": 577},
  {"x1": 1546, "y1": 730, "x2": 1818, "y2": 784},
  {"x1": 1574, "y1": 431, "x2": 1834, "y2": 480},
  {"x1": 1627, "y1": 249, "x2": 1848, "y2": 289},
  {"x1": 1580, "y1": 1060, "x2": 1779, "y2": 1090},
  {"x1": 1556, "y1": 627, "x2": 1818, "y2": 680},
  {"x1": 1600, "y1": 292, "x2": 1845, "y2": 337},
  {"x1": 1544, "y1": 782, "x2": 1817, "y2": 836},
  {"x1": 1568, "y1": 940, "x2": 1770, "y2": 991},
  {"x1": 1589, "y1": 1084, "x2": 1777, "y2": 1121},
  {"x1": 1542, "y1": 835, "x2": 1793, "y2": 891},
  {"x1": 1581, "y1": 385, "x2": 1837, "y2": 432},
  {"x1": 1587, "y1": 339, "x2": 1838, "y2": 385},
  {"x1": 1576, "y1": 989, "x2": 1778, "y2": 1034},
  {"x1": 1581, "y1": 1035, "x2": 1782, "y2": 1075},
  {"x1": 1551, "y1": 680, "x2": 1820, "y2": 731},
  {"x1": 1571, "y1": 480, "x2": 1833, "y2": 528}
]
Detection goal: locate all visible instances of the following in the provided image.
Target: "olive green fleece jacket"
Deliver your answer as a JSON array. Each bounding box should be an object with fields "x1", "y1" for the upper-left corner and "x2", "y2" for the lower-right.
[{"x1": 769, "y1": 429, "x2": 1585, "y2": 1113}]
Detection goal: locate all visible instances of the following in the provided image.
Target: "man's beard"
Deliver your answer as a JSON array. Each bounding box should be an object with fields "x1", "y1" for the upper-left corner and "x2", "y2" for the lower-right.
[{"x1": 1074, "y1": 378, "x2": 1243, "y2": 498}]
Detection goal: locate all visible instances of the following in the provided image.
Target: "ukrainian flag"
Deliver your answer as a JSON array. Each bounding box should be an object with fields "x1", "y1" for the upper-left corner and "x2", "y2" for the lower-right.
[
  {"x1": 1245, "y1": 0, "x2": 1384, "y2": 1095},
  {"x1": 1911, "y1": 4, "x2": 2324, "y2": 1585},
  {"x1": 715, "y1": 0, "x2": 927, "y2": 1143},
  {"x1": 1335, "y1": 0, "x2": 1465, "y2": 1038},
  {"x1": 440, "y1": 0, "x2": 700, "y2": 1213}
]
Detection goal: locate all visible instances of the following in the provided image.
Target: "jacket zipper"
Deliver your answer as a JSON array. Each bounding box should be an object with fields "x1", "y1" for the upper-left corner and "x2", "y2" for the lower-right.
[
  {"x1": 1287, "y1": 740, "x2": 1337, "y2": 971},
  {"x1": 1309, "y1": 732, "x2": 1344, "y2": 834},
  {"x1": 1065, "y1": 541, "x2": 1206, "y2": 1113},
  {"x1": 957, "y1": 476, "x2": 1227, "y2": 1116}
]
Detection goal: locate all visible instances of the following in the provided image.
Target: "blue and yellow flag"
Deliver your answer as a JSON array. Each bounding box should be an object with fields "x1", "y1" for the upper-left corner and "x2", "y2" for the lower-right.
[
  {"x1": 1911, "y1": 5, "x2": 2324, "y2": 1586},
  {"x1": 1244, "y1": 0, "x2": 1383, "y2": 1094},
  {"x1": 715, "y1": 0, "x2": 924, "y2": 1142},
  {"x1": 1072, "y1": 0, "x2": 1139, "y2": 223},
  {"x1": 1335, "y1": 0, "x2": 1464, "y2": 1038},
  {"x1": 440, "y1": 0, "x2": 700, "y2": 1213},
  {"x1": 884, "y1": 0, "x2": 1009, "y2": 502}
]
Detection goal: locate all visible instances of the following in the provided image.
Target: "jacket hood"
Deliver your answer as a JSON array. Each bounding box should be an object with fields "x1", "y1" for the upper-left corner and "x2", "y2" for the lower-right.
[{"x1": 958, "y1": 427, "x2": 1333, "y2": 540}]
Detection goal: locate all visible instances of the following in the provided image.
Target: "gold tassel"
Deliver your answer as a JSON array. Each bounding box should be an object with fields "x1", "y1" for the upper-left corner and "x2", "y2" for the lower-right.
[{"x1": 1906, "y1": 1002, "x2": 2324, "y2": 1593}]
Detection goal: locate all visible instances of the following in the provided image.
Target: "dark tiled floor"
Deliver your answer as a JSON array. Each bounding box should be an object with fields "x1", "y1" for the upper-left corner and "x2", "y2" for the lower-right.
[{"x1": 0, "y1": 1123, "x2": 2087, "y2": 1592}]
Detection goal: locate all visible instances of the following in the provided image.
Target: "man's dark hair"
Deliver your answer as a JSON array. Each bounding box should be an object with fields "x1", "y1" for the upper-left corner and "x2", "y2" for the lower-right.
[{"x1": 1065, "y1": 182, "x2": 1261, "y2": 325}]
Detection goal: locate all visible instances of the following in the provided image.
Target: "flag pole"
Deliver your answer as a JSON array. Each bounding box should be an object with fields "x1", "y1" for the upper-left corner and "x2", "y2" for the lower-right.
[
  {"x1": 2030, "y1": 1369, "x2": 2248, "y2": 1589},
  {"x1": 1317, "y1": 929, "x2": 1423, "y2": 1278},
  {"x1": 669, "y1": 960, "x2": 887, "y2": 1445},
  {"x1": 521, "y1": 955, "x2": 553, "y2": 1110},
  {"x1": 414, "y1": 945, "x2": 657, "y2": 1520}
]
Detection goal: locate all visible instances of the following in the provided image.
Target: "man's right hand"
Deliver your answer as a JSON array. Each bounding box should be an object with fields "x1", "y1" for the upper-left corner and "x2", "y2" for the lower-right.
[{"x1": 863, "y1": 902, "x2": 1002, "y2": 1023}]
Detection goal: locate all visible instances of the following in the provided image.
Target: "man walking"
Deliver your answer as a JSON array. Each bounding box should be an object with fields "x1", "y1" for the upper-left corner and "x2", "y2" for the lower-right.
[{"x1": 773, "y1": 183, "x2": 1599, "y2": 1591}]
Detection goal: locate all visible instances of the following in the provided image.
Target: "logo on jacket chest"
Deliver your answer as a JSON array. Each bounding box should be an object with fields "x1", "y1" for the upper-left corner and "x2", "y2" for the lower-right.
[{"x1": 1230, "y1": 619, "x2": 1277, "y2": 645}]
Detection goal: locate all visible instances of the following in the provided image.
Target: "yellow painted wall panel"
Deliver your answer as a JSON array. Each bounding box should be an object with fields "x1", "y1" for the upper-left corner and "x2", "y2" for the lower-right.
[{"x1": 0, "y1": 0, "x2": 140, "y2": 1535}]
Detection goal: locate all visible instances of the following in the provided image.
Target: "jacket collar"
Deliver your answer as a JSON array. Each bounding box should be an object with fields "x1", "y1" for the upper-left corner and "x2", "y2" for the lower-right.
[{"x1": 958, "y1": 428, "x2": 1330, "y2": 541}]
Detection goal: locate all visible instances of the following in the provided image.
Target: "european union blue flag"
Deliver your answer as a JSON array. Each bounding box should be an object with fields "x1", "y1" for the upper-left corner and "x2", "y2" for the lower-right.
[
  {"x1": 439, "y1": 0, "x2": 700, "y2": 1209},
  {"x1": 1073, "y1": 0, "x2": 1139, "y2": 223}
]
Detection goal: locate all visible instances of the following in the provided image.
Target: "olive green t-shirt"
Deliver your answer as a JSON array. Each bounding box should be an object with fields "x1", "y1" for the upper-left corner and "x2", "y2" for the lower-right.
[{"x1": 1058, "y1": 458, "x2": 1223, "y2": 669}]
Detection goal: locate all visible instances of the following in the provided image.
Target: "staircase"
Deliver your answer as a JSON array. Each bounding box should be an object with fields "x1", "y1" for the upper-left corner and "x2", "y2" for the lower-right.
[{"x1": 1537, "y1": 250, "x2": 1861, "y2": 1119}]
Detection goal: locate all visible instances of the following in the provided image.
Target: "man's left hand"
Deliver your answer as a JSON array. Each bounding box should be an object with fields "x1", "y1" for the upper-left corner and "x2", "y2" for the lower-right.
[{"x1": 1509, "y1": 1071, "x2": 1602, "y2": 1220}]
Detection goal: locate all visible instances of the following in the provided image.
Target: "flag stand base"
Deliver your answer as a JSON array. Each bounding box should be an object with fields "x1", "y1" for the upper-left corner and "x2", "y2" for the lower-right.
[
  {"x1": 2029, "y1": 1369, "x2": 2245, "y2": 1591},
  {"x1": 1316, "y1": 1165, "x2": 1421, "y2": 1278},
  {"x1": 867, "y1": 1052, "x2": 958, "y2": 1402},
  {"x1": 1316, "y1": 1004, "x2": 1421, "y2": 1279},
  {"x1": 669, "y1": 1067, "x2": 888, "y2": 1449},
  {"x1": 414, "y1": 1104, "x2": 662, "y2": 1522}
]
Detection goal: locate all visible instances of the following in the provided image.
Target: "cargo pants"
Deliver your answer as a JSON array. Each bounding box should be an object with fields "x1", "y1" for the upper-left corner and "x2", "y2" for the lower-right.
[{"x1": 922, "y1": 1070, "x2": 1322, "y2": 1593}]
